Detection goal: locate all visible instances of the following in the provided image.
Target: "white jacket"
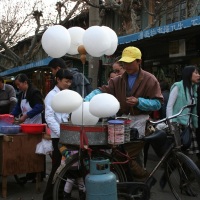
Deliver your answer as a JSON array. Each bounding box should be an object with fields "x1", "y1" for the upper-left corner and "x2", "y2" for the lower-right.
[{"x1": 44, "y1": 86, "x2": 69, "y2": 138}]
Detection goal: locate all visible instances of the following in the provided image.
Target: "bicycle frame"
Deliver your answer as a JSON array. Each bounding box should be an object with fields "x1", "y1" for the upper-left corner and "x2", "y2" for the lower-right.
[{"x1": 53, "y1": 104, "x2": 200, "y2": 200}]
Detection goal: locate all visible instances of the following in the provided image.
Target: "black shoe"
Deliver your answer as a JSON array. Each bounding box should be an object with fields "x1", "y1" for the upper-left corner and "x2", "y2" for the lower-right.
[
  {"x1": 146, "y1": 176, "x2": 157, "y2": 189},
  {"x1": 159, "y1": 173, "x2": 167, "y2": 190}
]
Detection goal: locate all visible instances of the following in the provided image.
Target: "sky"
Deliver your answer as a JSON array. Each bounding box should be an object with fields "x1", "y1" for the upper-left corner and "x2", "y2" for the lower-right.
[
  {"x1": 0, "y1": 0, "x2": 78, "y2": 41},
  {"x1": 0, "y1": 0, "x2": 75, "y2": 16}
]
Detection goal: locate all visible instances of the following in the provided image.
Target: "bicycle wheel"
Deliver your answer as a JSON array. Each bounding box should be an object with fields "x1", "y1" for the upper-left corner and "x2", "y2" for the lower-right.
[
  {"x1": 165, "y1": 151, "x2": 200, "y2": 200},
  {"x1": 53, "y1": 150, "x2": 127, "y2": 200}
]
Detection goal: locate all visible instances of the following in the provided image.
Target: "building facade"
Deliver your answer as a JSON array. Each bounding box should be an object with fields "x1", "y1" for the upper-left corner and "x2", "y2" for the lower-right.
[{"x1": 1, "y1": 0, "x2": 200, "y2": 93}]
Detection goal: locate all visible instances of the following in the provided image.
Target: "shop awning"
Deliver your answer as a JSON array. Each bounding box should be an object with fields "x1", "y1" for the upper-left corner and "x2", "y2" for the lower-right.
[
  {"x1": 1, "y1": 16, "x2": 200, "y2": 76},
  {"x1": 118, "y1": 16, "x2": 200, "y2": 45},
  {"x1": 0, "y1": 57, "x2": 53, "y2": 76}
]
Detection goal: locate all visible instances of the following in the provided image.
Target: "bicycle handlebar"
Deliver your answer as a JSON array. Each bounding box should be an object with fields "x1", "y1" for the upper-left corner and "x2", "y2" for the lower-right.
[{"x1": 148, "y1": 104, "x2": 196, "y2": 125}]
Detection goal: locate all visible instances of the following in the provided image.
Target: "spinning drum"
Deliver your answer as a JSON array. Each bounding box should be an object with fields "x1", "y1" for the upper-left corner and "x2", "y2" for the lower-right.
[{"x1": 59, "y1": 122, "x2": 108, "y2": 147}]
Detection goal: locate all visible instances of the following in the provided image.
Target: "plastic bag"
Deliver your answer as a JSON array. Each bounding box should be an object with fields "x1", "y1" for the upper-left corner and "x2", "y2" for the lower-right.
[{"x1": 35, "y1": 139, "x2": 53, "y2": 155}]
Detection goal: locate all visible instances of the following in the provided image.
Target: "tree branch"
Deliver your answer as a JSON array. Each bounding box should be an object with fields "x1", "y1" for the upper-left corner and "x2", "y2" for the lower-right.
[
  {"x1": 60, "y1": 0, "x2": 82, "y2": 25},
  {"x1": 0, "y1": 39, "x2": 21, "y2": 63}
]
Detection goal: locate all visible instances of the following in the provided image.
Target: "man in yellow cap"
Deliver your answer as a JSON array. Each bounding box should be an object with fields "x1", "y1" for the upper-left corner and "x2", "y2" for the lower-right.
[{"x1": 85, "y1": 46, "x2": 163, "y2": 182}]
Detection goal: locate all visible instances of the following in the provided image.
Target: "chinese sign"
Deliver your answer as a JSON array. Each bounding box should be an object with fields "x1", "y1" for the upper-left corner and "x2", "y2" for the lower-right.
[{"x1": 118, "y1": 16, "x2": 200, "y2": 45}]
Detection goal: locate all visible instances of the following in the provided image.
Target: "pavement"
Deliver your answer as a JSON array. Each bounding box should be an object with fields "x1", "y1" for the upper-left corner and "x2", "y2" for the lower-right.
[{"x1": 0, "y1": 147, "x2": 199, "y2": 200}]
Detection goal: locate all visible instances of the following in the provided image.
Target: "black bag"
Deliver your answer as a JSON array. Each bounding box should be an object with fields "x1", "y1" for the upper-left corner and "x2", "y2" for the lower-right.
[
  {"x1": 180, "y1": 97, "x2": 193, "y2": 151},
  {"x1": 180, "y1": 126, "x2": 192, "y2": 150},
  {"x1": 130, "y1": 128, "x2": 139, "y2": 141}
]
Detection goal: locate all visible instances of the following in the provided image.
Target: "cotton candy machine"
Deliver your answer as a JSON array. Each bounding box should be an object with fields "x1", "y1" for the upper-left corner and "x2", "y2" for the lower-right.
[{"x1": 59, "y1": 122, "x2": 108, "y2": 146}]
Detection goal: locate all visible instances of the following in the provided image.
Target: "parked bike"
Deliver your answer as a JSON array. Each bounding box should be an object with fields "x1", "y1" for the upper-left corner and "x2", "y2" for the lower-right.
[{"x1": 53, "y1": 104, "x2": 200, "y2": 200}]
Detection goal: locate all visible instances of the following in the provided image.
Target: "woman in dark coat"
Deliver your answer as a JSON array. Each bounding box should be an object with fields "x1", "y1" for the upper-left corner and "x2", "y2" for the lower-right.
[{"x1": 11, "y1": 73, "x2": 44, "y2": 124}]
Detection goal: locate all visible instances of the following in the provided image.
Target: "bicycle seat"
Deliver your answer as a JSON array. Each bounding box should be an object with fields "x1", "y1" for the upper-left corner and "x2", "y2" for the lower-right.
[{"x1": 142, "y1": 130, "x2": 167, "y2": 145}]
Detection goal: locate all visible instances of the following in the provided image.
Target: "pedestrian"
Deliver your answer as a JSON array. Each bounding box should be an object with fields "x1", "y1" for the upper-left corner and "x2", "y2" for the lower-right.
[
  {"x1": 112, "y1": 59, "x2": 125, "y2": 76},
  {"x1": 85, "y1": 46, "x2": 163, "y2": 185},
  {"x1": 11, "y1": 73, "x2": 45, "y2": 182},
  {"x1": 58, "y1": 147, "x2": 86, "y2": 200},
  {"x1": 159, "y1": 65, "x2": 200, "y2": 190},
  {"x1": 0, "y1": 77, "x2": 17, "y2": 114},
  {"x1": 48, "y1": 58, "x2": 93, "y2": 97},
  {"x1": 107, "y1": 70, "x2": 117, "y2": 83},
  {"x1": 11, "y1": 73, "x2": 44, "y2": 124},
  {"x1": 166, "y1": 65, "x2": 200, "y2": 155},
  {"x1": 43, "y1": 69, "x2": 75, "y2": 200}
]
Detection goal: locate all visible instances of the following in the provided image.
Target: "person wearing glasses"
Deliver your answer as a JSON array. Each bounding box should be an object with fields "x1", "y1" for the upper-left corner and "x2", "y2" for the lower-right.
[
  {"x1": 0, "y1": 77, "x2": 17, "y2": 114},
  {"x1": 112, "y1": 60, "x2": 125, "y2": 75}
]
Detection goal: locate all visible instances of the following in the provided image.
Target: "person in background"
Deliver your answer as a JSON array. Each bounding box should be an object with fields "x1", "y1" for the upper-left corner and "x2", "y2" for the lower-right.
[
  {"x1": 0, "y1": 77, "x2": 17, "y2": 114},
  {"x1": 48, "y1": 58, "x2": 93, "y2": 97},
  {"x1": 11, "y1": 73, "x2": 44, "y2": 182},
  {"x1": 162, "y1": 66, "x2": 200, "y2": 190},
  {"x1": 85, "y1": 46, "x2": 163, "y2": 186},
  {"x1": 58, "y1": 146, "x2": 86, "y2": 200},
  {"x1": 112, "y1": 59, "x2": 125, "y2": 76},
  {"x1": 43, "y1": 69, "x2": 84, "y2": 200},
  {"x1": 166, "y1": 65, "x2": 199, "y2": 155},
  {"x1": 11, "y1": 73, "x2": 44, "y2": 124},
  {"x1": 107, "y1": 70, "x2": 117, "y2": 83}
]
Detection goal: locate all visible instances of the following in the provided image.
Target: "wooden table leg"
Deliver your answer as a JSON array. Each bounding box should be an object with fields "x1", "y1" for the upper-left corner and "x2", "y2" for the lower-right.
[
  {"x1": 2, "y1": 176, "x2": 7, "y2": 198},
  {"x1": 36, "y1": 172, "x2": 41, "y2": 193}
]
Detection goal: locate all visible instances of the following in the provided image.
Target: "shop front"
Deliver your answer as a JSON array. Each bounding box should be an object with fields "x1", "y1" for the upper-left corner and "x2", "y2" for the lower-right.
[
  {"x1": 0, "y1": 56, "x2": 87, "y2": 97},
  {"x1": 116, "y1": 16, "x2": 200, "y2": 86}
]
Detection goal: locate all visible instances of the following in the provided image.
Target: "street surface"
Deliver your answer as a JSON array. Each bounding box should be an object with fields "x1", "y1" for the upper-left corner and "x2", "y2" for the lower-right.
[{"x1": 0, "y1": 147, "x2": 199, "y2": 200}]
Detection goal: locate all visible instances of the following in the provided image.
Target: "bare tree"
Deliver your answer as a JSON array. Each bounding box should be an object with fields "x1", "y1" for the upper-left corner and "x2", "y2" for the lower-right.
[
  {"x1": 0, "y1": 0, "x2": 147, "y2": 70},
  {"x1": 83, "y1": 0, "x2": 142, "y2": 34},
  {"x1": 0, "y1": 0, "x2": 197, "y2": 71},
  {"x1": 0, "y1": 0, "x2": 85, "y2": 70}
]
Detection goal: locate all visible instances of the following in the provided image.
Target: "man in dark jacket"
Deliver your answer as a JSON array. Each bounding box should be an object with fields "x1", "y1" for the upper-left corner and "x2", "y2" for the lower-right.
[
  {"x1": 48, "y1": 58, "x2": 93, "y2": 97},
  {"x1": 85, "y1": 46, "x2": 163, "y2": 182},
  {"x1": 0, "y1": 77, "x2": 17, "y2": 114}
]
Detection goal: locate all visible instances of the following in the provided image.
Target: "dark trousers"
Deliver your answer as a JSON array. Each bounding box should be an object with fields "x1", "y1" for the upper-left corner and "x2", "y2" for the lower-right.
[
  {"x1": 123, "y1": 141, "x2": 148, "y2": 179},
  {"x1": 43, "y1": 138, "x2": 61, "y2": 200}
]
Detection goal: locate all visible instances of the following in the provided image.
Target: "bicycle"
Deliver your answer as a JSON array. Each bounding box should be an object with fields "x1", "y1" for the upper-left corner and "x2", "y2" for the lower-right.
[{"x1": 53, "y1": 104, "x2": 200, "y2": 200}]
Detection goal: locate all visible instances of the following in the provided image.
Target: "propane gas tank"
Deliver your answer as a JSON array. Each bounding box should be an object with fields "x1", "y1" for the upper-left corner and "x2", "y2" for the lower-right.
[{"x1": 85, "y1": 158, "x2": 117, "y2": 200}]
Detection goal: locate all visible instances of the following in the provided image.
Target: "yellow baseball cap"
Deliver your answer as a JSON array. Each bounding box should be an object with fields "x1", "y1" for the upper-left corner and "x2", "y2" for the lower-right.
[{"x1": 119, "y1": 46, "x2": 142, "y2": 63}]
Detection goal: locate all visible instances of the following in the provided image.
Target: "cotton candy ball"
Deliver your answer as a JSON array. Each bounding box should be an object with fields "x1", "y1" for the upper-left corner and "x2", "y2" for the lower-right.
[
  {"x1": 51, "y1": 90, "x2": 82, "y2": 113},
  {"x1": 89, "y1": 93, "x2": 120, "y2": 118}
]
